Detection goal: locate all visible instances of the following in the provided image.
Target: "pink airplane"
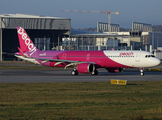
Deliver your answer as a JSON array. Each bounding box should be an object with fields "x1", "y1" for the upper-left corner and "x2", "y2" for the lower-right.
[{"x1": 15, "y1": 27, "x2": 161, "y2": 76}]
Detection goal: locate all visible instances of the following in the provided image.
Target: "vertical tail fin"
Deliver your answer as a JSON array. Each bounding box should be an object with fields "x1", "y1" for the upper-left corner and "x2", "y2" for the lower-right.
[{"x1": 17, "y1": 27, "x2": 38, "y2": 56}]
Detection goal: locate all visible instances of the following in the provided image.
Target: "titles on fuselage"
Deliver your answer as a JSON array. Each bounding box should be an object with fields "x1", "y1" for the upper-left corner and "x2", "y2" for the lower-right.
[{"x1": 119, "y1": 52, "x2": 134, "y2": 56}]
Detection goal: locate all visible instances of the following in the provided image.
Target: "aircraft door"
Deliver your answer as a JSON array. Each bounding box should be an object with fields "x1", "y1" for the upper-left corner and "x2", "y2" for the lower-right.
[
  {"x1": 135, "y1": 53, "x2": 140, "y2": 62},
  {"x1": 62, "y1": 53, "x2": 67, "y2": 60}
]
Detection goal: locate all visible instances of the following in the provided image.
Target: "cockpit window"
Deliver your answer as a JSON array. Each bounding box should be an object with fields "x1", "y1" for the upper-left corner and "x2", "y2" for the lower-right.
[
  {"x1": 151, "y1": 55, "x2": 155, "y2": 57},
  {"x1": 145, "y1": 55, "x2": 155, "y2": 58}
]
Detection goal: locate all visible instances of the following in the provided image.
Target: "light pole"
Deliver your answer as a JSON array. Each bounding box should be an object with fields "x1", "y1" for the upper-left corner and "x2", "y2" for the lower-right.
[
  {"x1": 157, "y1": 37, "x2": 158, "y2": 49},
  {"x1": 152, "y1": 29, "x2": 154, "y2": 52}
]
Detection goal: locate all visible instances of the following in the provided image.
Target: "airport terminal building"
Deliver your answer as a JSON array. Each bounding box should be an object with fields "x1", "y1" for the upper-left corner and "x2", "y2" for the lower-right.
[{"x1": 0, "y1": 14, "x2": 71, "y2": 61}]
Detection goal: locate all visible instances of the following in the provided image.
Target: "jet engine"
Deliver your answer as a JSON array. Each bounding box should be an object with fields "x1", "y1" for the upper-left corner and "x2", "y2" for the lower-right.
[
  {"x1": 77, "y1": 63, "x2": 95, "y2": 73},
  {"x1": 106, "y1": 68, "x2": 123, "y2": 73}
]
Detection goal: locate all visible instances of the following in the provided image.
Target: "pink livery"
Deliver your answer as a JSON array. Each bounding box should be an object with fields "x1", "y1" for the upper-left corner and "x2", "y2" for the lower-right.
[{"x1": 15, "y1": 27, "x2": 161, "y2": 76}]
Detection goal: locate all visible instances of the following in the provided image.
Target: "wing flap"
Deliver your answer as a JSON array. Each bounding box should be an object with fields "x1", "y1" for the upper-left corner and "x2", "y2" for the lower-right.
[
  {"x1": 18, "y1": 56, "x2": 96, "y2": 68},
  {"x1": 34, "y1": 57, "x2": 95, "y2": 64},
  {"x1": 54, "y1": 62, "x2": 64, "y2": 66},
  {"x1": 30, "y1": 57, "x2": 95, "y2": 68}
]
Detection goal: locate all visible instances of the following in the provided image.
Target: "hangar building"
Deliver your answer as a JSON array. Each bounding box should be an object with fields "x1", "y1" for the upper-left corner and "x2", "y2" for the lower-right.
[{"x1": 0, "y1": 14, "x2": 71, "y2": 61}]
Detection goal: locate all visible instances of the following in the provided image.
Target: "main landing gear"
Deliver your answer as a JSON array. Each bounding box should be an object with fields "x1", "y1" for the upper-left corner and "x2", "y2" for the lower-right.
[
  {"x1": 71, "y1": 68, "x2": 78, "y2": 75},
  {"x1": 140, "y1": 68, "x2": 144, "y2": 76},
  {"x1": 91, "y1": 69, "x2": 98, "y2": 75}
]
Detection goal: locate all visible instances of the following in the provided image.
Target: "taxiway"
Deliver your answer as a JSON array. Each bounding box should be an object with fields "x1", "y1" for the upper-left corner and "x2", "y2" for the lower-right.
[{"x1": 0, "y1": 69, "x2": 161, "y2": 83}]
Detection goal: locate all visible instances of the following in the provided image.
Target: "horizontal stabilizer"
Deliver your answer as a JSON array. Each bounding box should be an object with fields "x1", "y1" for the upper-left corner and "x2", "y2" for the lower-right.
[{"x1": 18, "y1": 47, "x2": 25, "y2": 57}]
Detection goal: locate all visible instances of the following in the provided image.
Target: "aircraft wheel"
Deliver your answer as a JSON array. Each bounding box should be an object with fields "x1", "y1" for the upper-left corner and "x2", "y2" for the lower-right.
[
  {"x1": 140, "y1": 72, "x2": 144, "y2": 76},
  {"x1": 140, "y1": 68, "x2": 144, "y2": 76},
  {"x1": 91, "y1": 70, "x2": 98, "y2": 75},
  {"x1": 71, "y1": 70, "x2": 78, "y2": 75}
]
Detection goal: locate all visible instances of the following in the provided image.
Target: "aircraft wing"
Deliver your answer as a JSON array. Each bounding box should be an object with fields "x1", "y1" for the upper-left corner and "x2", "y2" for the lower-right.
[
  {"x1": 28, "y1": 57, "x2": 96, "y2": 69},
  {"x1": 33, "y1": 57, "x2": 94, "y2": 63},
  {"x1": 16, "y1": 48, "x2": 95, "y2": 68}
]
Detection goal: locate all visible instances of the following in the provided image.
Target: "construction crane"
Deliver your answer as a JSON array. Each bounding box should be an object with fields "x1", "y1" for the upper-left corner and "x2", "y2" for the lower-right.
[{"x1": 60, "y1": 10, "x2": 120, "y2": 32}]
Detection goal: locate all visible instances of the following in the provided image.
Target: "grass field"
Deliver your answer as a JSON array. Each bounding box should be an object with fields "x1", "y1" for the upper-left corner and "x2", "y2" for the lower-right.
[{"x1": 0, "y1": 81, "x2": 162, "y2": 120}]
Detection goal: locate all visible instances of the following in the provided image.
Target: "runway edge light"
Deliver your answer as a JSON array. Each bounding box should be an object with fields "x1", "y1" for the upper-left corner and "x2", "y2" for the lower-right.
[{"x1": 111, "y1": 79, "x2": 127, "y2": 85}]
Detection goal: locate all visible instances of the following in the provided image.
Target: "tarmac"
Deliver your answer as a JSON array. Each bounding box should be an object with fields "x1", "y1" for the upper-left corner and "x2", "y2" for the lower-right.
[
  {"x1": 0, "y1": 61, "x2": 161, "y2": 83},
  {"x1": 0, "y1": 68, "x2": 162, "y2": 83}
]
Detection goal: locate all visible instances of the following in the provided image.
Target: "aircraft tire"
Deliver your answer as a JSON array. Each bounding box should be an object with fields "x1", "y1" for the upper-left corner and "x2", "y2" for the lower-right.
[
  {"x1": 140, "y1": 72, "x2": 144, "y2": 76},
  {"x1": 71, "y1": 70, "x2": 78, "y2": 75},
  {"x1": 91, "y1": 70, "x2": 98, "y2": 75}
]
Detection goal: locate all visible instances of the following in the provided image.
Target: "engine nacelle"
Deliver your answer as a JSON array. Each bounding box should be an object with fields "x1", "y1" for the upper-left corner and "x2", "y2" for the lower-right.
[
  {"x1": 77, "y1": 63, "x2": 95, "y2": 73},
  {"x1": 106, "y1": 68, "x2": 123, "y2": 73}
]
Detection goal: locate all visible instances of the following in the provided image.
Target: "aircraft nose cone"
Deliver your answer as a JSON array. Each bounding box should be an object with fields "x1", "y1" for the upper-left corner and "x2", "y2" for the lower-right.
[{"x1": 154, "y1": 58, "x2": 161, "y2": 66}]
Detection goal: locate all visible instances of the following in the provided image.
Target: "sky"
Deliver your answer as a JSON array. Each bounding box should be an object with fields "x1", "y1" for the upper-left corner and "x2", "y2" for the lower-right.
[{"x1": 0, "y1": 0, "x2": 162, "y2": 29}]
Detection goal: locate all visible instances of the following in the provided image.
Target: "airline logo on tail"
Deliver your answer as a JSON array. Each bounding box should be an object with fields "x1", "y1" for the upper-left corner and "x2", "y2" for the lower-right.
[{"x1": 17, "y1": 27, "x2": 37, "y2": 56}]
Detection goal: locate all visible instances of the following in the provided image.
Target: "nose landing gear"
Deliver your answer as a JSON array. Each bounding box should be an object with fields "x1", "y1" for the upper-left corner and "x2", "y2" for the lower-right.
[{"x1": 140, "y1": 68, "x2": 144, "y2": 76}]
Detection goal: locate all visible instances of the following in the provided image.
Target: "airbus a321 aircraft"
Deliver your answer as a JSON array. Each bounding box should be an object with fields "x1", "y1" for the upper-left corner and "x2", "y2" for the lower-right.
[{"x1": 15, "y1": 27, "x2": 161, "y2": 76}]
